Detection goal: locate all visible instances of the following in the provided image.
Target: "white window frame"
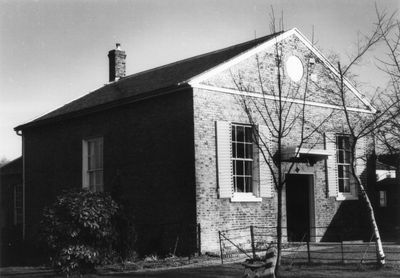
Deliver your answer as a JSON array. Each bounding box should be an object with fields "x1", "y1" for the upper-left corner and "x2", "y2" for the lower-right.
[
  {"x1": 336, "y1": 134, "x2": 352, "y2": 197},
  {"x1": 230, "y1": 124, "x2": 261, "y2": 202},
  {"x1": 82, "y1": 137, "x2": 104, "y2": 192},
  {"x1": 336, "y1": 134, "x2": 354, "y2": 200}
]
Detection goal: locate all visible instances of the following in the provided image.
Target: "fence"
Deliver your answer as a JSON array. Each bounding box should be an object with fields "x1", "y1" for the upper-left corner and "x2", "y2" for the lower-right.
[
  {"x1": 136, "y1": 222, "x2": 201, "y2": 257},
  {"x1": 218, "y1": 225, "x2": 400, "y2": 265}
]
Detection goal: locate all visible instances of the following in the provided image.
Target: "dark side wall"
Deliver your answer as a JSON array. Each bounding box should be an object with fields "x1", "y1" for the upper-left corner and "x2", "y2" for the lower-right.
[
  {"x1": 0, "y1": 157, "x2": 23, "y2": 266},
  {"x1": 23, "y1": 88, "x2": 196, "y2": 256}
]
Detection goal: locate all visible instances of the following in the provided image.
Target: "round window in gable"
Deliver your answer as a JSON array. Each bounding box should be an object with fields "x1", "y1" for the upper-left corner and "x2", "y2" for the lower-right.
[{"x1": 286, "y1": 56, "x2": 303, "y2": 82}]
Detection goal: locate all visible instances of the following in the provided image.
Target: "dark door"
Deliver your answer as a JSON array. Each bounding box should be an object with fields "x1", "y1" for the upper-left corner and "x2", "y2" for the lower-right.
[{"x1": 286, "y1": 174, "x2": 311, "y2": 242}]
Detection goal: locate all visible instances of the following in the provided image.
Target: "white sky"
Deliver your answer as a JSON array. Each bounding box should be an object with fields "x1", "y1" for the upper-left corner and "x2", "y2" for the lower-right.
[{"x1": 1, "y1": 0, "x2": 399, "y2": 161}]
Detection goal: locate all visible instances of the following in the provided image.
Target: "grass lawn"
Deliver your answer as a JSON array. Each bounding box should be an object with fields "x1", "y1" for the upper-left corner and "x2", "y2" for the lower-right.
[
  {"x1": 279, "y1": 242, "x2": 400, "y2": 264},
  {"x1": 1, "y1": 243, "x2": 399, "y2": 277},
  {"x1": 1, "y1": 263, "x2": 399, "y2": 278},
  {"x1": 279, "y1": 263, "x2": 400, "y2": 278}
]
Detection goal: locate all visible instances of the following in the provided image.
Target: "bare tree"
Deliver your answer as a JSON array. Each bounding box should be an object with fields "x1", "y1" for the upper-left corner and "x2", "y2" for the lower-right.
[
  {"x1": 331, "y1": 8, "x2": 399, "y2": 266},
  {"x1": 231, "y1": 8, "x2": 398, "y2": 273},
  {"x1": 231, "y1": 14, "x2": 334, "y2": 274},
  {"x1": 373, "y1": 8, "x2": 400, "y2": 238}
]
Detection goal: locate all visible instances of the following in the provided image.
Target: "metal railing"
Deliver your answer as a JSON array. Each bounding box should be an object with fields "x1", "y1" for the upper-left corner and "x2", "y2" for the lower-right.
[{"x1": 218, "y1": 225, "x2": 400, "y2": 265}]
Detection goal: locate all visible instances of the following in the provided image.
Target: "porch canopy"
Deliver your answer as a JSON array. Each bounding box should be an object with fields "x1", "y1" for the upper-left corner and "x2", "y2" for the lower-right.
[{"x1": 280, "y1": 146, "x2": 334, "y2": 166}]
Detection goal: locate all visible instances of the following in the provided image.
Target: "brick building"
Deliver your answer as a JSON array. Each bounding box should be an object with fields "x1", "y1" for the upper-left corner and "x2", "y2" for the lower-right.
[
  {"x1": 14, "y1": 29, "x2": 375, "y2": 257},
  {"x1": 374, "y1": 157, "x2": 400, "y2": 241}
]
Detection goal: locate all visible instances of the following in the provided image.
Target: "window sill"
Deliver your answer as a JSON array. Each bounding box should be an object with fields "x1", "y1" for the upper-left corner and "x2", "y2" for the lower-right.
[
  {"x1": 336, "y1": 194, "x2": 358, "y2": 201},
  {"x1": 231, "y1": 193, "x2": 262, "y2": 203}
]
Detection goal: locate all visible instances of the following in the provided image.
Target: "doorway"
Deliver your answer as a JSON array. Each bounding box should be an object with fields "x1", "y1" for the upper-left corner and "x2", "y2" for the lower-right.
[{"x1": 286, "y1": 174, "x2": 314, "y2": 242}]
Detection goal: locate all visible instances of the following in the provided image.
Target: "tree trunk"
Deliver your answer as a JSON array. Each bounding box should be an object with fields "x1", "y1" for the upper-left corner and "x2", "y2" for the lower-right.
[
  {"x1": 275, "y1": 188, "x2": 282, "y2": 275},
  {"x1": 356, "y1": 175, "x2": 386, "y2": 266},
  {"x1": 396, "y1": 156, "x2": 400, "y2": 242}
]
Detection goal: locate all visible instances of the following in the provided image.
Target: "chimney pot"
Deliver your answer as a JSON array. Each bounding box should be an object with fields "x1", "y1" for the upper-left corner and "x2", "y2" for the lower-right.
[{"x1": 108, "y1": 43, "x2": 126, "y2": 82}]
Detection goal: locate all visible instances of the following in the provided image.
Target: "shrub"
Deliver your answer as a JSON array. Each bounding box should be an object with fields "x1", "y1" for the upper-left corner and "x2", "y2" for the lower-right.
[{"x1": 41, "y1": 189, "x2": 119, "y2": 275}]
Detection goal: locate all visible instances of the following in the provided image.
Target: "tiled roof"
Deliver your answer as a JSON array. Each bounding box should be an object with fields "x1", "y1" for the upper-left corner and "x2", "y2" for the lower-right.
[{"x1": 16, "y1": 32, "x2": 281, "y2": 130}]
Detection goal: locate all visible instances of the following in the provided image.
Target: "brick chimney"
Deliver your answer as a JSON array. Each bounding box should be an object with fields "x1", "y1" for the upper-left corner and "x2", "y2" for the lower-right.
[{"x1": 108, "y1": 43, "x2": 126, "y2": 82}]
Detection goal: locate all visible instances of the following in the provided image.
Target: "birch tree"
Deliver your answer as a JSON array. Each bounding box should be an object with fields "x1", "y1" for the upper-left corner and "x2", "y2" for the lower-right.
[
  {"x1": 374, "y1": 9, "x2": 400, "y2": 237},
  {"x1": 330, "y1": 8, "x2": 398, "y2": 266},
  {"x1": 232, "y1": 8, "x2": 398, "y2": 273}
]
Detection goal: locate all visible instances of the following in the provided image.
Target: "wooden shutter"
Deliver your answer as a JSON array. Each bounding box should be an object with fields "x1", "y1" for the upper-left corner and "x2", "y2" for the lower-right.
[
  {"x1": 325, "y1": 132, "x2": 338, "y2": 197},
  {"x1": 82, "y1": 140, "x2": 89, "y2": 189},
  {"x1": 259, "y1": 125, "x2": 273, "y2": 198},
  {"x1": 215, "y1": 121, "x2": 233, "y2": 198}
]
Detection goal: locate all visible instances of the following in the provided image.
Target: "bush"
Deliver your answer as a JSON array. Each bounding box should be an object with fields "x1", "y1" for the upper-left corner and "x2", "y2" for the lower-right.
[{"x1": 41, "y1": 189, "x2": 119, "y2": 275}]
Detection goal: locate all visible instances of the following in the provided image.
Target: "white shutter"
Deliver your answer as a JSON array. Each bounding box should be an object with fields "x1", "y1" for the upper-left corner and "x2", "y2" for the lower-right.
[
  {"x1": 259, "y1": 125, "x2": 273, "y2": 198},
  {"x1": 325, "y1": 132, "x2": 338, "y2": 197},
  {"x1": 354, "y1": 137, "x2": 367, "y2": 196},
  {"x1": 216, "y1": 121, "x2": 233, "y2": 198}
]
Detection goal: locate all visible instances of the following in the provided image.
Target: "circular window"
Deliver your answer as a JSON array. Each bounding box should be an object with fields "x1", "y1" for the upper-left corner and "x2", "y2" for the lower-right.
[{"x1": 286, "y1": 56, "x2": 303, "y2": 82}]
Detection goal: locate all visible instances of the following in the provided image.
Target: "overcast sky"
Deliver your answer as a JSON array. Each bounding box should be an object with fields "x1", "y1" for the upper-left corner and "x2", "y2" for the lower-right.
[{"x1": 1, "y1": 0, "x2": 399, "y2": 161}]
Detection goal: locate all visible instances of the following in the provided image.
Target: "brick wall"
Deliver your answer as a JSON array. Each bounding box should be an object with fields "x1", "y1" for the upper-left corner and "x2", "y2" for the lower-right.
[
  {"x1": 23, "y1": 89, "x2": 197, "y2": 256},
  {"x1": 193, "y1": 87, "x2": 370, "y2": 252},
  {"x1": 193, "y1": 33, "x2": 371, "y2": 252}
]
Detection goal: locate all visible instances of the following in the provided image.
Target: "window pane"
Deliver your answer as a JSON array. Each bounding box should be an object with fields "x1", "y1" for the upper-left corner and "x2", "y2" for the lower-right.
[
  {"x1": 88, "y1": 155, "x2": 93, "y2": 170},
  {"x1": 232, "y1": 143, "x2": 236, "y2": 157},
  {"x1": 338, "y1": 150, "x2": 344, "y2": 163},
  {"x1": 344, "y1": 137, "x2": 350, "y2": 149},
  {"x1": 343, "y1": 165, "x2": 350, "y2": 178},
  {"x1": 237, "y1": 143, "x2": 245, "y2": 158},
  {"x1": 338, "y1": 179, "x2": 344, "y2": 193},
  {"x1": 236, "y1": 126, "x2": 245, "y2": 142},
  {"x1": 236, "y1": 160, "x2": 244, "y2": 175},
  {"x1": 338, "y1": 165, "x2": 344, "y2": 178},
  {"x1": 245, "y1": 161, "x2": 252, "y2": 176},
  {"x1": 337, "y1": 136, "x2": 342, "y2": 149},
  {"x1": 236, "y1": 177, "x2": 244, "y2": 192},
  {"x1": 232, "y1": 125, "x2": 236, "y2": 142},
  {"x1": 95, "y1": 146, "x2": 101, "y2": 168},
  {"x1": 245, "y1": 177, "x2": 252, "y2": 192},
  {"x1": 344, "y1": 151, "x2": 351, "y2": 163},
  {"x1": 245, "y1": 127, "x2": 253, "y2": 143},
  {"x1": 343, "y1": 179, "x2": 350, "y2": 193},
  {"x1": 379, "y1": 191, "x2": 386, "y2": 207},
  {"x1": 89, "y1": 172, "x2": 95, "y2": 188},
  {"x1": 245, "y1": 144, "x2": 253, "y2": 159},
  {"x1": 89, "y1": 141, "x2": 95, "y2": 157},
  {"x1": 98, "y1": 141, "x2": 103, "y2": 165}
]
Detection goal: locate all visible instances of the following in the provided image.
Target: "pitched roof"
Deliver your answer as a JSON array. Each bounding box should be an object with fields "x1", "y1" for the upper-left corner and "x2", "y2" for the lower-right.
[
  {"x1": 15, "y1": 32, "x2": 282, "y2": 130},
  {"x1": 0, "y1": 157, "x2": 22, "y2": 175}
]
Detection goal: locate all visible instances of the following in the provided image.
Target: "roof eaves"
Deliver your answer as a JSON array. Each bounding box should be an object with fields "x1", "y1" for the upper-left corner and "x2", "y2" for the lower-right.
[{"x1": 14, "y1": 83, "x2": 190, "y2": 131}]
